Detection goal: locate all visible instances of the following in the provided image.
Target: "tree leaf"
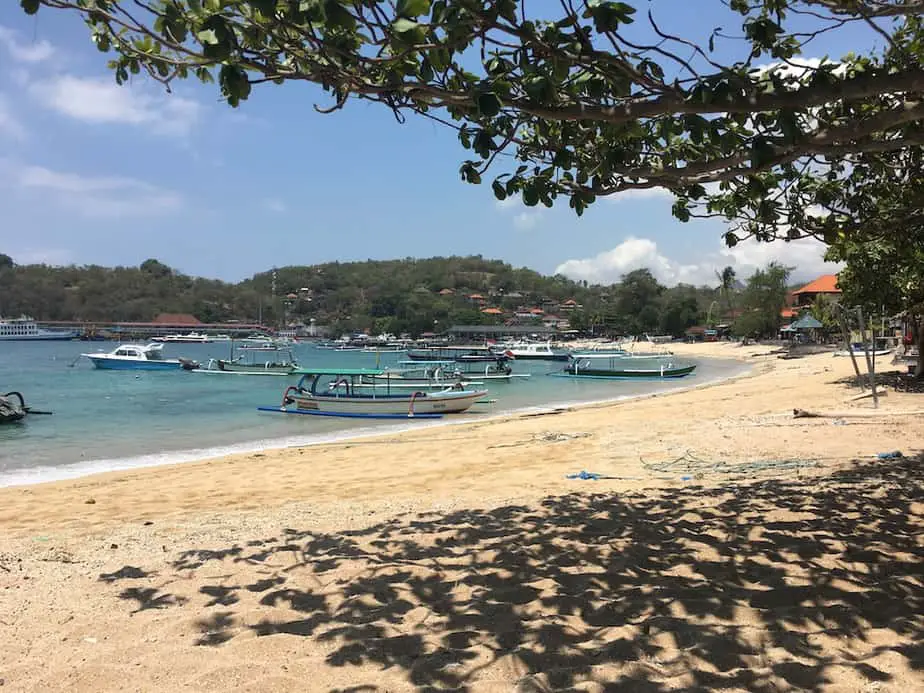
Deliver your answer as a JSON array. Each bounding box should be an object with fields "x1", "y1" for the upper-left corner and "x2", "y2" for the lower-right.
[
  {"x1": 476, "y1": 92, "x2": 502, "y2": 117},
  {"x1": 396, "y1": 0, "x2": 431, "y2": 18},
  {"x1": 392, "y1": 18, "x2": 419, "y2": 34},
  {"x1": 20, "y1": 0, "x2": 39, "y2": 15}
]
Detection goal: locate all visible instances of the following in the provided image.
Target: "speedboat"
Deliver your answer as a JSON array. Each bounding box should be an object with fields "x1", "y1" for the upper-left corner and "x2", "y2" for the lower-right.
[
  {"x1": 82, "y1": 343, "x2": 194, "y2": 370},
  {"x1": 260, "y1": 368, "x2": 488, "y2": 419},
  {"x1": 151, "y1": 332, "x2": 214, "y2": 344}
]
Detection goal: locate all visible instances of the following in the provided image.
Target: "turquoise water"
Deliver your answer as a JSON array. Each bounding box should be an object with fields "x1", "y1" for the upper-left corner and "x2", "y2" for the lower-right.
[{"x1": 0, "y1": 341, "x2": 748, "y2": 486}]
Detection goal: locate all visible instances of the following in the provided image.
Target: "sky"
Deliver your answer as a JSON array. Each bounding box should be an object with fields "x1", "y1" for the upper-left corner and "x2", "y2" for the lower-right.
[{"x1": 0, "y1": 2, "x2": 883, "y2": 287}]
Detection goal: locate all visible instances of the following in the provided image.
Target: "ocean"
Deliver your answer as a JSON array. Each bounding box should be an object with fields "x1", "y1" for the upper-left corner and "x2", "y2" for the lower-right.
[{"x1": 0, "y1": 341, "x2": 749, "y2": 487}]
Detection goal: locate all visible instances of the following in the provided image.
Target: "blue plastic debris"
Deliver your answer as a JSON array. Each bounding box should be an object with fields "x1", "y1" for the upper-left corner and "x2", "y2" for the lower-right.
[
  {"x1": 566, "y1": 470, "x2": 601, "y2": 480},
  {"x1": 877, "y1": 451, "x2": 903, "y2": 459}
]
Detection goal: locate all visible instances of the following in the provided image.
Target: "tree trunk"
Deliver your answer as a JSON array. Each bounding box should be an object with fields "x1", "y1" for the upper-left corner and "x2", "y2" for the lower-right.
[
  {"x1": 837, "y1": 311, "x2": 862, "y2": 381},
  {"x1": 916, "y1": 315, "x2": 924, "y2": 379},
  {"x1": 857, "y1": 308, "x2": 879, "y2": 408}
]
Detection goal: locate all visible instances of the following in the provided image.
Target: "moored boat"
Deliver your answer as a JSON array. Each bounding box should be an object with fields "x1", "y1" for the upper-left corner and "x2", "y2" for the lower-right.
[
  {"x1": 262, "y1": 368, "x2": 489, "y2": 418},
  {"x1": 560, "y1": 354, "x2": 696, "y2": 379},
  {"x1": 187, "y1": 347, "x2": 298, "y2": 375},
  {"x1": 151, "y1": 332, "x2": 214, "y2": 344},
  {"x1": 82, "y1": 343, "x2": 194, "y2": 371},
  {"x1": 499, "y1": 340, "x2": 570, "y2": 361},
  {"x1": 833, "y1": 343, "x2": 893, "y2": 358}
]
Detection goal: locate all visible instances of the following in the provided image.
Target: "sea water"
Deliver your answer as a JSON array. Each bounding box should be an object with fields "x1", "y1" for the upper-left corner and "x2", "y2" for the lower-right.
[{"x1": 0, "y1": 341, "x2": 749, "y2": 486}]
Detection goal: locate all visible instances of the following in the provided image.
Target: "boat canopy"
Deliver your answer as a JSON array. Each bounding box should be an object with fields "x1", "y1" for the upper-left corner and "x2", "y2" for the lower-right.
[{"x1": 291, "y1": 367, "x2": 387, "y2": 376}]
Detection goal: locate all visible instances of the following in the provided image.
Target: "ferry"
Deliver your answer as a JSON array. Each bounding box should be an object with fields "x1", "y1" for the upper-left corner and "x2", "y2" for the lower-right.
[{"x1": 0, "y1": 316, "x2": 79, "y2": 341}]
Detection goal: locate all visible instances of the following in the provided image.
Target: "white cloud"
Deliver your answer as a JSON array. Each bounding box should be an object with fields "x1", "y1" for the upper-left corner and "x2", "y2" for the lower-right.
[
  {"x1": 0, "y1": 26, "x2": 54, "y2": 63},
  {"x1": 29, "y1": 75, "x2": 200, "y2": 136},
  {"x1": 555, "y1": 236, "x2": 840, "y2": 287},
  {"x1": 513, "y1": 209, "x2": 544, "y2": 230},
  {"x1": 15, "y1": 164, "x2": 182, "y2": 218},
  {"x1": 604, "y1": 187, "x2": 674, "y2": 203},
  {"x1": 0, "y1": 96, "x2": 26, "y2": 140},
  {"x1": 495, "y1": 195, "x2": 548, "y2": 230},
  {"x1": 262, "y1": 197, "x2": 287, "y2": 213}
]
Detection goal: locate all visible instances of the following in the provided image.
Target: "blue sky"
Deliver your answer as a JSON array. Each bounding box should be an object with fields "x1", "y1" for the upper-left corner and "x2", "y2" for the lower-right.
[{"x1": 0, "y1": 2, "x2": 880, "y2": 285}]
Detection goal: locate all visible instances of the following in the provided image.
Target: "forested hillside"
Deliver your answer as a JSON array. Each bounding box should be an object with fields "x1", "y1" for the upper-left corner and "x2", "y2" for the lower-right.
[{"x1": 0, "y1": 253, "x2": 739, "y2": 337}]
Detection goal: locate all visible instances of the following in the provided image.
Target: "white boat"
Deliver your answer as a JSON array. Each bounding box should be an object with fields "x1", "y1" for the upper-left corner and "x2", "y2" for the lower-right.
[
  {"x1": 187, "y1": 347, "x2": 298, "y2": 375},
  {"x1": 82, "y1": 343, "x2": 193, "y2": 370},
  {"x1": 151, "y1": 332, "x2": 214, "y2": 344},
  {"x1": 498, "y1": 340, "x2": 570, "y2": 361},
  {"x1": 0, "y1": 316, "x2": 78, "y2": 341},
  {"x1": 833, "y1": 344, "x2": 893, "y2": 358},
  {"x1": 262, "y1": 368, "x2": 488, "y2": 419}
]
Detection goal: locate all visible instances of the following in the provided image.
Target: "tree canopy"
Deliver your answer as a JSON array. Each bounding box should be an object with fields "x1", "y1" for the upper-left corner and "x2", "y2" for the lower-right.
[{"x1": 21, "y1": 0, "x2": 924, "y2": 232}]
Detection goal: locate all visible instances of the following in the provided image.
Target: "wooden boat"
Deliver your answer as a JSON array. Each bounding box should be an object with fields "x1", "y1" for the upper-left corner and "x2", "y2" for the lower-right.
[
  {"x1": 560, "y1": 354, "x2": 696, "y2": 378},
  {"x1": 379, "y1": 359, "x2": 528, "y2": 383},
  {"x1": 186, "y1": 347, "x2": 298, "y2": 375},
  {"x1": 406, "y1": 345, "x2": 505, "y2": 363},
  {"x1": 263, "y1": 368, "x2": 489, "y2": 418}
]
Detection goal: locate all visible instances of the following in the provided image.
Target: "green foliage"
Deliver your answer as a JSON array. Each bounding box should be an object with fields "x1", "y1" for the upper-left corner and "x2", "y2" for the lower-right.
[
  {"x1": 0, "y1": 254, "x2": 13, "y2": 270},
  {"x1": 25, "y1": 1, "x2": 924, "y2": 237},
  {"x1": 733, "y1": 262, "x2": 791, "y2": 338},
  {"x1": 659, "y1": 285, "x2": 703, "y2": 337},
  {"x1": 612, "y1": 269, "x2": 664, "y2": 335}
]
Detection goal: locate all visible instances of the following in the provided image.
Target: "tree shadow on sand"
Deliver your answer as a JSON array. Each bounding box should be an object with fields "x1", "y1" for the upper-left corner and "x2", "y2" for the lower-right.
[{"x1": 101, "y1": 456, "x2": 924, "y2": 691}]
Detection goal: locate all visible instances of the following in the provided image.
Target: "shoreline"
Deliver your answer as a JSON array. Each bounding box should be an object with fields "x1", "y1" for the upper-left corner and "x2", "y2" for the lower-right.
[
  {"x1": 2, "y1": 341, "x2": 919, "y2": 538},
  {"x1": 0, "y1": 347, "x2": 751, "y2": 490}
]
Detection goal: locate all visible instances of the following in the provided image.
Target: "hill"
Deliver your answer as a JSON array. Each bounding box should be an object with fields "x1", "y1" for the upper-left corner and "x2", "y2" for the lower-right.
[{"x1": 0, "y1": 254, "x2": 724, "y2": 337}]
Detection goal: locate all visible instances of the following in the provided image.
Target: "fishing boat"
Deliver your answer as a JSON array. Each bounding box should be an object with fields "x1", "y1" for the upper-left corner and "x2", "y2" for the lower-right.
[
  {"x1": 260, "y1": 368, "x2": 488, "y2": 419},
  {"x1": 384, "y1": 359, "x2": 529, "y2": 382},
  {"x1": 0, "y1": 391, "x2": 52, "y2": 423},
  {"x1": 0, "y1": 316, "x2": 78, "y2": 341},
  {"x1": 187, "y1": 347, "x2": 298, "y2": 375},
  {"x1": 406, "y1": 345, "x2": 506, "y2": 363},
  {"x1": 560, "y1": 354, "x2": 696, "y2": 378},
  {"x1": 499, "y1": 340, "x2": 570, "y2": 361},
  {"x1": 82, "y1": 343, "x2": 194, "y2": 371}
]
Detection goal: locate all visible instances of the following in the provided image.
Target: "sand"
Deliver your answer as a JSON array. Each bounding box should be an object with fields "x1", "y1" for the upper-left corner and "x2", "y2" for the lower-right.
[{"x1": 1, "y1": 342, "x2": 922, "y2": 691}]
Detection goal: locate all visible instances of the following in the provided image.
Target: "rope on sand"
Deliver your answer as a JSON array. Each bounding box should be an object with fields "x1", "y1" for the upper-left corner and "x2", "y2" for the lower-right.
[{"x1": 640, "y1": 450, "x2": 820, "y2": 477}]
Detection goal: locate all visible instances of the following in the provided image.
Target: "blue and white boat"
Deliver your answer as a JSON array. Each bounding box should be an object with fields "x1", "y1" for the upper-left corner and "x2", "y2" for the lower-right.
[{"x1": 82, "y1": 343, "x2": 192, "y2": 371}]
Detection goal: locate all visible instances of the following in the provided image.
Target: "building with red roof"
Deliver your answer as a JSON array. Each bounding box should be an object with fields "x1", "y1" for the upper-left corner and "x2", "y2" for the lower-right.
[{"x1": 791, "y1": 274, "x2": 841, "y2": 307}]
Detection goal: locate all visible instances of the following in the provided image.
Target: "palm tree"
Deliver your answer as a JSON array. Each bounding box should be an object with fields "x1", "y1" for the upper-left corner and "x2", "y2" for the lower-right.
[{"x1": 715, "y1": 266, "x2": 737, "y2": 317}]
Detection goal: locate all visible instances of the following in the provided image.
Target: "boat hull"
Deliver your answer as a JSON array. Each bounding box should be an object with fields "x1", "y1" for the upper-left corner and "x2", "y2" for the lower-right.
[
  {"x1": 87, "y1": 356, "x2": 184, "y2": 371},
  {"x1": 505, "y1": 352, "x2": 570, "y2": 361},
  {"x1": 291, "y1": 389, "x2": 487, "y2": 415},
  {"x1": 561, "y1": 364, "x2": 696, "y2": 378}
]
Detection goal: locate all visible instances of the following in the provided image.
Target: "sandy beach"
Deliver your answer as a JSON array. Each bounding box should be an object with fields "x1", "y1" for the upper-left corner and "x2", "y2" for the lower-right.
[{"x1": 1, "y1": 342, "x2": 922, "y2": 691}]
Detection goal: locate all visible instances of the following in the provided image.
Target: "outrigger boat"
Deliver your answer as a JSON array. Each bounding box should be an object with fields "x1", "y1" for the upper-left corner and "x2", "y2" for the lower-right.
[
  {"x1": 406, "y1": 345, "x2": 508, "y2": 363},
  {"x1": 259, "y1": 368, "x2": 489, "y2": 419},
  {"x1": 559, "y1": 354, "x2": 696, "y2": 379},
  {"x1": 185, "y1": 346, "x2": 298, "y2": 376},
  {"x1": 382, "y1": 359, "x2": 529, "y2": 382}
]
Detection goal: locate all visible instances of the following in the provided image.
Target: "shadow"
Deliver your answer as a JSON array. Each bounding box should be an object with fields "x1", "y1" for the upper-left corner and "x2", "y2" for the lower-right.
[
  {"x1": 835, "y1": 369, "x2": 924, "y2": 392},
  {"x1": 97, "y1": 456, "x2": 923, "y2": 690},
  {"x1": 98, "y1": 565, "x2": 154, "y2": 583}
]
